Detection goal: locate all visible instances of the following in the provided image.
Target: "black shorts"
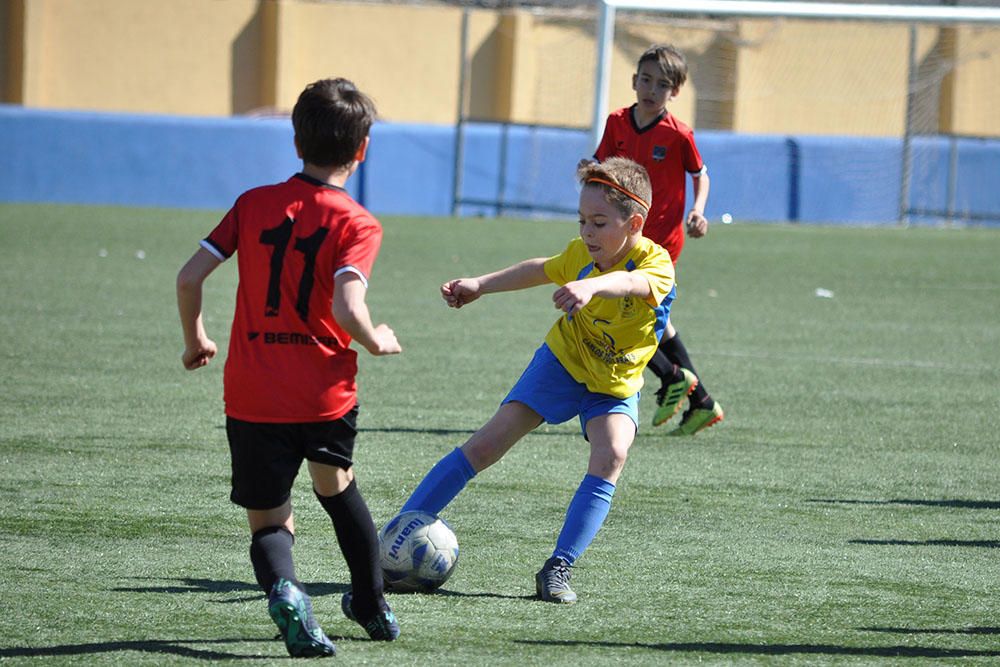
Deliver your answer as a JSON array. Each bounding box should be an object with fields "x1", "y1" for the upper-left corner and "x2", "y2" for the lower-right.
[{"x1": 226, "y1": 406, "x2": 358, "y2": 510}]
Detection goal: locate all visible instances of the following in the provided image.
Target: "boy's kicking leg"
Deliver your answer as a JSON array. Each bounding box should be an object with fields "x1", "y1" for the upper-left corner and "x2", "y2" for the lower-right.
[
  {"x1": 401, "y1": 402, "x2": 542, "y2": 515},
  {"x1": 247, "y1": 505, "x2": 337, "y2": 658},
  {"x1": 536, "y1": 411, "x2": 634, "y2": 604}
]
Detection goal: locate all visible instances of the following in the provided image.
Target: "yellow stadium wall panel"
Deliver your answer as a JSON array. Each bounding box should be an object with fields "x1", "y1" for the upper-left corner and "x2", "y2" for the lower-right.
[
  {"x1": 8, "y1": 0, "x2": 261, "y2": 116},
  {"x1": 267, "y1": 1, "x2": 465, "y2": 123},
  {"x1": 944, "y1": 26, "x2": 1000, "y2": 137},
  {"x1": 733, "y1": 19, "x2": 919, "y2": 137}
]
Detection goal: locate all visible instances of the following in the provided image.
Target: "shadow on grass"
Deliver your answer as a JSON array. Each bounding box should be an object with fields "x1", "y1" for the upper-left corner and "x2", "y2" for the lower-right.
[
  {"x1": 515, "y1": 639, "x2": 1000, "y2": 659},
  {"x1": 848, "y1": 539, "x2": 1000, "y2": 548},
  {"x1": 114, "y1": 577, "x2": 352, "y2": 603},
  {"x1": 359, "y1": 426, "x2": 476, "y2": 436},
  {"x1": 113, "y1": 576, "x2": 531, "y2": 601},
  {"x1": 860, "y1": 626, "x2": 1000, "y2": 636},
  {"x1": 807, "y1": 498, "x2": 1000, "y2": 510},
  {"x1": 0, "y1": 638, "x2": 268, "y2": 660},
  {"x1": 389, "y1": 587, "x2": 534, "y2": 601},
  {"x1": 358, "y1": 425, "x2": 573, "y2": 438},
  {"x1": 115, "y1": 577, "x2": 258, "y2": 595}
]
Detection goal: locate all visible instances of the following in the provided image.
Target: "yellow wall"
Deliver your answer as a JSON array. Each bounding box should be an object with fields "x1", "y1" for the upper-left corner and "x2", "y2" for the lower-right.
[
  {"x1": 733, "y1": 20, "x2": 915, "y2": 136},
  {"x1": 9, "y1": 0, "x2": 261, "y2": 115},
  {"x1": 1, "y1": 0, "x2": 998, "y2": 138},
  {"x1": 267, "y1": 1, "x2": 464, "y2": 123},
  {"x1": 944, "y1": 26, "x2": 1000, "y2": 136}
]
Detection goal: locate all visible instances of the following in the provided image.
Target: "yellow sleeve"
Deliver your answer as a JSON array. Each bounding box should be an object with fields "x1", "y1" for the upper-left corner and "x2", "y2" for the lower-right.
[
  {"x1": 543, "y1": 239, "x2": 582, "y2": 286},
  {"x1": 634, "y1": 245, "x2": 676, "y2": 307}
]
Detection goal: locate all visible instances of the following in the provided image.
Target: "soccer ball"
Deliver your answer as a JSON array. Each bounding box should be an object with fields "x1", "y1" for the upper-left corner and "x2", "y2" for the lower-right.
[{"x1": 378, "y1": 510, "x2": 459, "y2": 593}]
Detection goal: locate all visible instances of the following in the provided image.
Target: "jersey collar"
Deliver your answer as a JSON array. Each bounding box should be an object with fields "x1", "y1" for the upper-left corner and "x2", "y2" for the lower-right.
[
  {"x1": 294, "y1": 172, "x2": 347, "y2": 192},
  {"x1": 629, "y1": 103, "x2": 666, "y2": 134}
]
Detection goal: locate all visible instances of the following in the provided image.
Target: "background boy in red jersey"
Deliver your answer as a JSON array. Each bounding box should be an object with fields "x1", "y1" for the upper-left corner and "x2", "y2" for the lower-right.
[
  {"x1": 176, "y1": 78, "x2": 401, "y2": 657},
  {"x1": 584, "y1": 44, "x2": 724, "y2": 436}
]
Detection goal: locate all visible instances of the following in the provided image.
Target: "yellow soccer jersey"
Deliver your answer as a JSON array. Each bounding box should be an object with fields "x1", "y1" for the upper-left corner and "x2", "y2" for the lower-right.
[{"x1": 543, "y1": 237, "x2": 676, "y2": 398}]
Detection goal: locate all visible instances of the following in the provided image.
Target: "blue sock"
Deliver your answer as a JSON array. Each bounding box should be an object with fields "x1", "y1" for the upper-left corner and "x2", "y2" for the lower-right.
[
  {"x1": 552, "y1": 474, "x2": 616, "y2": 566},
  {"x1": 400, "y1": 448, "x2": 476, "y2": 515}
]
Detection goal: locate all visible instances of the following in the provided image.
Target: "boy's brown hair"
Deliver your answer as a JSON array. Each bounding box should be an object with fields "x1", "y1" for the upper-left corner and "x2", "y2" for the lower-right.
[
  {"x1": 637, "y1": 44, "x2": 688, "y2": 91},
  {"x1": 292, "y1": 78, "x2": 377, "y2": 168},
  {"x1": 577, "y1": 157, "x2": 652, "y2": 221}
]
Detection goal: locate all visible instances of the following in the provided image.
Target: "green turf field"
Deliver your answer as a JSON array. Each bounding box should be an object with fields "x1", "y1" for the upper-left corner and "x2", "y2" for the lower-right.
[{"x1": 1, "y1": 203, "x2": 998, "y2": 665}]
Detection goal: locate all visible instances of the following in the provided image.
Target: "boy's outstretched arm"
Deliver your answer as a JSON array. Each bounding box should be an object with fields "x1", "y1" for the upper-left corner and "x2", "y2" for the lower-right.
[
  {"x1": 333, "y1": 273, "x2": 401, "y2": 356},
  {"x1": 176, "y1": 248, "x2": 222, "y2": 370},
  {"x1": 553, "y1": 271, "x2": 653, "y2": 317},
  {"x1": 441, "y1": 258, "x2": 550, "y2": 309}
]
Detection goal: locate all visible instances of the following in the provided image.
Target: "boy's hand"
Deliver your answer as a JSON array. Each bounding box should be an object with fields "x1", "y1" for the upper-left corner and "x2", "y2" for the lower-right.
[
  {"x1": 686, "y1": 209, "x2": 708, "y2": 238},
  {"x1": 441, "y1": 278, "x2": 482, "y2": 309},
  {"x1": 182, "y1": 339, "x2": 217, "y2": 370},
  {"x1": 552, "y1": 280, "x2": 595, "y2": 316},
  {"x1": 366, "y1": 323, "x2": 401, "y2": 356}
]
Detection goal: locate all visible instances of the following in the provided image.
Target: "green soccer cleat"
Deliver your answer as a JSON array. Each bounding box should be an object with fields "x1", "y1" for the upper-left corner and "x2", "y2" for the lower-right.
[
  {"x1": 268, "y1": 578, "x2": 336, "y2": 658},
  {"x1": 535, "y1": 556, "x2": 577, "y2": 604},
  {"x1": 652, "y1": 368, "x2": 699, "y2": 427},
  {"x1": 668, "y1": 402, "x2": 724, "y2": 436}
]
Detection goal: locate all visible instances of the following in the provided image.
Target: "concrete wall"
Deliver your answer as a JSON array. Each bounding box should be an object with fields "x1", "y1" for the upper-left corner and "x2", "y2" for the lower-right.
[{"x1": 1, "y1": 0, "x2": 998, "y2": 138}]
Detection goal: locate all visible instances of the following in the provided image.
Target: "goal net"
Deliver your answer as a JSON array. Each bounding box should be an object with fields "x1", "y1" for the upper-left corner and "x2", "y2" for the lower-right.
[{"x1": 454, "y1": 1, "x2": 1000, "y2": 226}]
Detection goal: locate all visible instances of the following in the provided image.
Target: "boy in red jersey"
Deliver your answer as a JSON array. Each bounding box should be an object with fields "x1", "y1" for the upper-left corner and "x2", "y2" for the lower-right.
[
  {"x1": 584, "y1": 44, "x2": 723, "y2": 436},
  {"x1": 177, "y1": 78, "x2": 401, "y2": 657}
]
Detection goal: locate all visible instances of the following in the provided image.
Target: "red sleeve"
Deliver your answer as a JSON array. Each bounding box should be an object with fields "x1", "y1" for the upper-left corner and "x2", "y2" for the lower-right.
[
  {"x1": 335, "y1": 213, "x2": 383, "y2": 280},
  {"x1": 203, "y1": 202, "x2": 240, "y2": 259},
  {"x1": 682, "y1": 131, "x2": 704, "y2": 174}
]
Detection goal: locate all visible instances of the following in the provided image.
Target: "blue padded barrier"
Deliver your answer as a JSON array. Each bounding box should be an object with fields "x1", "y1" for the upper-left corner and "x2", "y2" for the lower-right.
[
  {"x1": 953, "y1": 136, "x2": 1000, "y2": 222},
  {"x1": 694, "y1": 132, "x2": 796, "y2": 223},
  {"x1": 1, "y1": 105, "x2": 998, "y2": 225},
  {"x1": 363, "y1": 122, "x2": 455, "y2": 216},
  {"x1": 0, "y1": 105, "x2": 308, "y2": 209}
]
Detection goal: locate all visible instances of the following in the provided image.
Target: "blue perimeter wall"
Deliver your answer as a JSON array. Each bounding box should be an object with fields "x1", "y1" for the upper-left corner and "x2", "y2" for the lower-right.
[{"x1": 2, "y1": 105, "x2": 998, "y2": 225}]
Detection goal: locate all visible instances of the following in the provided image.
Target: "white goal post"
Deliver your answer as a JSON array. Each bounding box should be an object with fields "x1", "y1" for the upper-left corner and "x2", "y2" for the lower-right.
[
  {"x1": 593, "y1": 0, "x2": 1000, "y2": 147},
  {"x1": 592, "y1": 0, "x2": 1000, "y2": 225}
]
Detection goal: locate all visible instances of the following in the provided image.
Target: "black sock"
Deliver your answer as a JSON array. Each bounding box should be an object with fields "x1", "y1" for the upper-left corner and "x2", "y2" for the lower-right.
[
  {"x1": 249, "y1": 526, "x2": 298, "y2": 594},
  {"x1": 315, "y1": 479, "x2": 384, "y2": 619},
  {"x1": 660, "y1": 333, "x2": 713, "y2": 408},
  {"x1": 646, "y1": 348, "x2": 678, "y2": 382}
]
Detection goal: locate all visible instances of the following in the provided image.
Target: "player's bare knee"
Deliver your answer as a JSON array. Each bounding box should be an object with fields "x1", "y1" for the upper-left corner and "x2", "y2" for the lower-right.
[
  {"x1": 588, "y1": 442, "x2": 628, "y2": 481},
  {"x1": 460, "y1": 436, "x2": 504, "y2": 472}
]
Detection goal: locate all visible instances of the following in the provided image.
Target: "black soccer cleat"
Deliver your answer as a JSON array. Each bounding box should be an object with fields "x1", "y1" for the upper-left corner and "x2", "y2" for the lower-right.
[
  {"x1": 535, "y1": 556, "x2": 578, "y2": 604},
  {"x1": 341, "y1": 590, "x2": 400, "y2": 641}
]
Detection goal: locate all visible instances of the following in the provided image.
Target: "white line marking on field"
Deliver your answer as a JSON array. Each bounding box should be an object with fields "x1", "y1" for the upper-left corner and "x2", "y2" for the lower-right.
[{"x1": 703, "y1": 349, "x2": 994, "y2": 373}]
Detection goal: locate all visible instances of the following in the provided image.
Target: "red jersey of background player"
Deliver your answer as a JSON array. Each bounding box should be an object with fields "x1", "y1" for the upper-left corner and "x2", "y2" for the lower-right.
[
  {"x1": 201, "y1": 173, "x2": 381, "y2": 423},
  {"x1": 595, "y1": 104, "x2": 705, "y2": 262}
]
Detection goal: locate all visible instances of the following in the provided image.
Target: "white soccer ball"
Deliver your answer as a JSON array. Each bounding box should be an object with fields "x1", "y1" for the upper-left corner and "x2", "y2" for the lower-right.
[{"x1": 378, "y1": 510, "x2": 459, "y2": 593}]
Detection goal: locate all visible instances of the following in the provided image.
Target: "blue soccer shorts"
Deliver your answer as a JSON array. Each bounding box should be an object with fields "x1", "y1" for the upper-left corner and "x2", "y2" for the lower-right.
[{"x1": 502, "y1": 343, "x2": 639, "y2": 437}]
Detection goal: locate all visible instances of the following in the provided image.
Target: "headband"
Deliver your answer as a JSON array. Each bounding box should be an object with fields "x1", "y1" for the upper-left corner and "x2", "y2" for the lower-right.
[{"x1": 585, "y1": 177, "x2": 650, "y2": 212}]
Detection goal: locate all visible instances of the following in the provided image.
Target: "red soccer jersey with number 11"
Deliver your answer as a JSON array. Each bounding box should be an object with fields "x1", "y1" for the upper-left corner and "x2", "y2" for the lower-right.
[{"x1": 201, "y1": 173, "x2": 382, "y2": 423}]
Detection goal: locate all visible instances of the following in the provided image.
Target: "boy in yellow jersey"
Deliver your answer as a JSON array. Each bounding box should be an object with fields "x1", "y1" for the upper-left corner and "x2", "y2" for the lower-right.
[{"x1": 396, "y1": 157, "x2": 675, "y2": 604}]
